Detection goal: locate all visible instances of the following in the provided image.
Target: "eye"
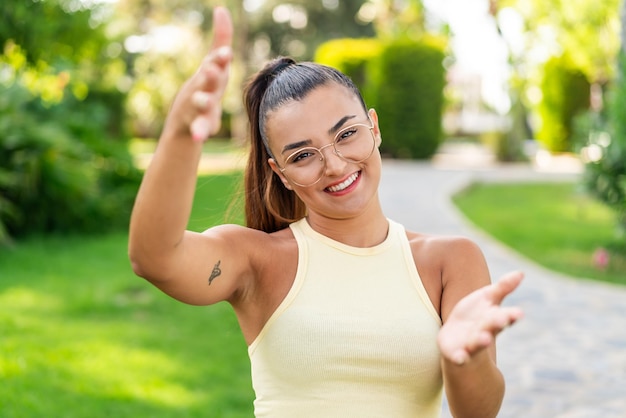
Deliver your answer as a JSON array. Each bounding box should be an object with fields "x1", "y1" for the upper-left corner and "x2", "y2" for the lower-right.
[
  {"x1": 336, "y1": 126, "x2": 360, "y2": 144},
  {"x1": 287, "y1": 148, "x2": 319, "y2": 164}
]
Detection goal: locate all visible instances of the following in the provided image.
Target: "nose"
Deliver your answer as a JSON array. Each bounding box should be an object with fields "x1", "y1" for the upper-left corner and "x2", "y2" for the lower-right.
[{"x1": 320, "y1": 143, "x2": 347, "y2": 176}]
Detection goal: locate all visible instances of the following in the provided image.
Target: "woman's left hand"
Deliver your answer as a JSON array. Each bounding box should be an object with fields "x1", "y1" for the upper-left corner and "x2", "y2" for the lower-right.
[{"x1": 437, "y1": 271, "x2": 524, "y2": 365}]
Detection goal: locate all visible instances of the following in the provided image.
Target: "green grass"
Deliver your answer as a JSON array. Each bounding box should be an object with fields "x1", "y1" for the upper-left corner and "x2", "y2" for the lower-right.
[
  {"x1": 453, "y1": 182, "x2": 626, "y2": 285},
  {"x1": 0, "y1": 173, "x2": 252, "y2": 418}
]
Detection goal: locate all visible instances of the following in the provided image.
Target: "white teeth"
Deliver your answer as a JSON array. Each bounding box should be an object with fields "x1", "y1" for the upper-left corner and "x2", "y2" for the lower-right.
[{"x1": 327, "y1": 172, "x2": 359, "y2": 192}]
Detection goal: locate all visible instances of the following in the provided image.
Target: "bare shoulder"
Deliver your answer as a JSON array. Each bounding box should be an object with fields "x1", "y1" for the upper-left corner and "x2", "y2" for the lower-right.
[
  {"x1": 404, "y1": 230, "x2": 489, "y2": 318},
  {"x1": 405, "y1": 230, "x2": 484, "y2": 269},
  {"x1": 201, "y1": 223, "x2": 295, "y2": 250}
]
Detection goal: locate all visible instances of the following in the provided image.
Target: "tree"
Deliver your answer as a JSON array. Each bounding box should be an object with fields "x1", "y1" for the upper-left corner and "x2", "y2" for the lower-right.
[
  {"x1": 1, "y1": 0, "x2": 108, "y2": 65},
  {"x1": 0, "y1": 0, "x2": 140, "y2": 242},
  {"x1": 496, "y1": 0, "x2": 620, "y2": 85},
  {"x1": 244, "y1": 0, "x2": 375, "y2": 64},
  {"x1": 493, "y1": 0, "x2": 621, "y2": 153},
  {"x1": 358, "y1": 0, "x2": 426, "y2": 40}
]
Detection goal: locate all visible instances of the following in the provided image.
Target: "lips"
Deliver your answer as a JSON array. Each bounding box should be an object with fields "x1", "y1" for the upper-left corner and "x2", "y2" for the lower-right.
[{"x1": 325, "y1": 171, "x2": 360, "y2": 193}]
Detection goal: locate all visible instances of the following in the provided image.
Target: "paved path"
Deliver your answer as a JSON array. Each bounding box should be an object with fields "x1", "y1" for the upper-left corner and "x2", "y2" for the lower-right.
[{"x1": 378, "y1": 159, "x2": 626, "y2": 418}]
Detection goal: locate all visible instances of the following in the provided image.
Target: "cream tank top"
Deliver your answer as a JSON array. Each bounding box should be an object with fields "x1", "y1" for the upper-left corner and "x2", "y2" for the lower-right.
[{"x1": 248, "y1": 218, "x2": 443, "y2": 417}]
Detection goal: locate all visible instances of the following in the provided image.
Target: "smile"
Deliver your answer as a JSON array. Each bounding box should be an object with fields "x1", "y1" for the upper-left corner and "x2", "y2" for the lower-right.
[{"x1": 325, "y1": 171, "x2": 360, "y2": 193}]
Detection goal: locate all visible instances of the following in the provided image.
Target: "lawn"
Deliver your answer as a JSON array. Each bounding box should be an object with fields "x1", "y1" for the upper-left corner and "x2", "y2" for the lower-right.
[
  {"x1": 452, "y1": 181, "x2": 626, "y2": 285},
  {"x1": 0, "y1": 173, "x2": 253, "y2": 418}
]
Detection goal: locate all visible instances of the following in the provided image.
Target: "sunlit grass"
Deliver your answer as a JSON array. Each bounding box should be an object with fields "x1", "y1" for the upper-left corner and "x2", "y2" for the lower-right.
[
  {"x1": 453, "y1": 182, "x2": 626, "y2": 285},
  {"x1": 0, "y1": 173, "x2": 252, "y2": 417}
]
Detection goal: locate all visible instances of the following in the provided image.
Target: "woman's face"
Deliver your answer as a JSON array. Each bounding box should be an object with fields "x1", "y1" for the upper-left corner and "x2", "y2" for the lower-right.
[{"x1": 266, "y1": 83, "x2": 382, "y2": 221}]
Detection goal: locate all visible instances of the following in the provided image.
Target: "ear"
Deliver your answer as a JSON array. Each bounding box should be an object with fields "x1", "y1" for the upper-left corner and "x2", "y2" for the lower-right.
[
  {"x1": 268, "y1": 158, "x2": 294, "y2": 190},
  {"x1": 368, "y1": 108, "x2": 382, "y2": 146}
]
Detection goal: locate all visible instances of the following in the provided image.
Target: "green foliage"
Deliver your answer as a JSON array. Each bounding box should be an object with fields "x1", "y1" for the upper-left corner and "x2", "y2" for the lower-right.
[
  {"x1": 245, "y1": 0, "x2": 375, "y2": 60},
  {"x1": 314, "y1": 38, "x2": 382, "y2": 106},
  {"x1": 582, "y1": 54, "x2": 626, "y2": 244},
  {"x1": 368, "y1": 0, "x2": 428, "y2": 40},
  {"x1": 369, "y1": 37, "x2": 446, "y2": 159},
  {"x1": 537, "y1": 55, "x2": 591, "y2": 152},
  {"x1": 0, "y1": 0, "x2": 110, "y2": 66},
  {"x1": 0, "y1": 1, "x2": 140, "y2": 244},
  {"x1": 0, "y1": 82, "x2": 141, "y2": 243},
  {"x1": 496, "y1": 0, "x2": 621, "y2": 84}
]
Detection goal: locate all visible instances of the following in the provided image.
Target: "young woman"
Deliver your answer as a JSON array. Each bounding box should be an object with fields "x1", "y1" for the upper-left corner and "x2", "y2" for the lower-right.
[{"x1": 129, "y1": 7, "x2": 524, "y2": 418}]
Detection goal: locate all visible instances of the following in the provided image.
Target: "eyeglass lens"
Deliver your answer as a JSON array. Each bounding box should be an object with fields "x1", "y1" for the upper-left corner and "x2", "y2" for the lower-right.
[{"x1": 282, "y1": 122, "x2": 375, "y2": 186}]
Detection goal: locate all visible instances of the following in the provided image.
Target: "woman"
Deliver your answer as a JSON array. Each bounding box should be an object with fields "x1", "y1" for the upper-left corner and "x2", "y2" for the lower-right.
[{"x1": 129, "y1": 7, "x2": 524, "y2": 418}]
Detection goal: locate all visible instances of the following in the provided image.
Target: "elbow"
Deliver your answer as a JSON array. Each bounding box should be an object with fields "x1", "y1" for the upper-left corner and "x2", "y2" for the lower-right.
[
  {"x1": 130, "y1": 256, "x2": 149, "y2": 280},
  {"x1": 128, "y1": 245, "x2": 179, "y2": 287},
  {"x1": 128, "y1": 235, "x2": 160, "y2": 281},
  {"x1": 128, "y1": 245, "x2": 164, "y2": 283},
  {"x1": 129, "y1": 249, "x2": 151, "y2": 280}
]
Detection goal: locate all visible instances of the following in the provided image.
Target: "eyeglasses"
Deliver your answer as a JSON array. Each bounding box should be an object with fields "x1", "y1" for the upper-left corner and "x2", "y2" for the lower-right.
[{"x1": 278, "y1": 118, "x2": 376, "y2": 187}]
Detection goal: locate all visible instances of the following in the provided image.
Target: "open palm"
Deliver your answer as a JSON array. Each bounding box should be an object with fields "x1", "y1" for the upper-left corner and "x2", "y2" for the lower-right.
[{"x1": 438, "y1": 271, "x2": 524, "y2": 365}]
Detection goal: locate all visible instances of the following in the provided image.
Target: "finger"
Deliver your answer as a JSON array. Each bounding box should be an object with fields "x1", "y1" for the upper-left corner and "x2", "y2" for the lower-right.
[
  {"x1": 481, "y1": 306, "x2": 524, "y2": 334},
  {"x1": 487, "y1": 271, "x2": 524, "y2": 305},
  {"x1": 450, "y1": 331, "x2": 491, "y2": 365},
  {"x1": 191, "y1": 7, "x2": 233, "y2": 90},
  {"x1": 191, "y1": 91, "x2": 211, "y2": 110},
  {"x1": 191, "y1": 116, "x2": 212, "y2": 142},
  {"x1": 451, "y1": 349, "x2": 469, "y2": 366},
  {"x1": 210, "y1": 7, "x2": 233, "y2": 53}
]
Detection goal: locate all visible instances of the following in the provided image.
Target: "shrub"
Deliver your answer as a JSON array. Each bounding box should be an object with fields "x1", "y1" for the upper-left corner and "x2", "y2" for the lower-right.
[
  {"x1": 314, "y1": 38, "x2": 382, "y2": 106},
  {"x1": 0, "y1": 79, "x2": 141, "y2": 244},
  {"x1": 537, "y1": 55, "x2": 591, "y2": 153},
  {"x1": 582, "y1": 54, "x2": 626, "y2": 247},
  {"x1": 368, "y1": 37, "x2": 446, "y2": 159}
]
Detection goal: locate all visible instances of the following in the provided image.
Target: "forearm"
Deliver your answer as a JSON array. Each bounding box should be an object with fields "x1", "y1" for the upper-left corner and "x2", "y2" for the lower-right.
[
  {"x1": 128, "y1": 129, "x2": 203, "y2": 275},
  {"x1": 129, "y1": 6, "x2": 232, "y2": 283},
  {"x1": 442, "y1": 349, "x2": 504, "y2": 418}
]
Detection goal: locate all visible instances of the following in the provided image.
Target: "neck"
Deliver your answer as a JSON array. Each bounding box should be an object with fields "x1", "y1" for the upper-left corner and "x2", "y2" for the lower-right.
[{"x1": 305, "y1": 201, "x2": 388, "y2": 248}]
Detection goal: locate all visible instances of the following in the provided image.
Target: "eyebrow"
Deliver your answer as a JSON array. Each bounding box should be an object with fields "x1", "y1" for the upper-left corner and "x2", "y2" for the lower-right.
[
  {"x1": 328, "y1": 115, "x2": 357, "y2": 135},
  {"x1": 280, "y1": 115, "x2": 358, "y2": 155}
]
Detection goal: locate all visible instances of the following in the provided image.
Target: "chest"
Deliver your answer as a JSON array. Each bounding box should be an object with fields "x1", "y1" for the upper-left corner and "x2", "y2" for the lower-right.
[{"x1": 250, "y1": 244, "x2": 442, "y2": 389}]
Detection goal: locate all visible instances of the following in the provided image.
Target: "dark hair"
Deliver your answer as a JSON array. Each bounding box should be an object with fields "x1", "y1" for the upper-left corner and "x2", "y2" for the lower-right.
[{"x1": 243, "y1": 57, "x2": 367, "y2": 233}]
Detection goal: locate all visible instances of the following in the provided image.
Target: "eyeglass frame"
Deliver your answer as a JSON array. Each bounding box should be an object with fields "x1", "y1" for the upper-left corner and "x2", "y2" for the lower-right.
[{"x1": 275, "y1": 116, "x2": 377, "y2": 187}]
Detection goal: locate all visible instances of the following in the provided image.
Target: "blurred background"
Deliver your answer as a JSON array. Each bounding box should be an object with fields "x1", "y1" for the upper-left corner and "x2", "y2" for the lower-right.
[{"x1": 1, "y1": 1, "x2": 625, "y2": 416}]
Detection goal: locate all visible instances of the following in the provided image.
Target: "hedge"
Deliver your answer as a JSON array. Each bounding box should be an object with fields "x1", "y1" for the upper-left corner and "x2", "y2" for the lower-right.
[
  {"x1": 537, "y1": 55, "x2": 591, "y2": 153},
  {"x1": 369, "y1": 37, "x2": 446, "y2": 159}
]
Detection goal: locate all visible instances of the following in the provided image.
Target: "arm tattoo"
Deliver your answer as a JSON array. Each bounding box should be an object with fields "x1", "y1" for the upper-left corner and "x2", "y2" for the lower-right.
[{"x1": 208, "y1": 260, "x2": 222, "y2": 286}]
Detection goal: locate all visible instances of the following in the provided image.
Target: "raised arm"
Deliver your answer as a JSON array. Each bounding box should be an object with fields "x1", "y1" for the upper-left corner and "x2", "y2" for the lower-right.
[
  {"x1": 437, "y1": 239, "x2": 524, "y2": 418},
  {"x1": 128, "y1": 8, "x2": 244, "y2": 306}
]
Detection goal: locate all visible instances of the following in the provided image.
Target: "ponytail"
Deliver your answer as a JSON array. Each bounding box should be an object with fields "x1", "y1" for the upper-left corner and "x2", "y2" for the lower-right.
[{"x1": 243, "y1": 58, "x2": 306, "y2": 233}]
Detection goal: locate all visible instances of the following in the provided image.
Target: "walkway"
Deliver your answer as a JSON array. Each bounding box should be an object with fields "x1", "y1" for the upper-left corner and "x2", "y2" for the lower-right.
[{"x1": 378, "y1": 159, "x2": 626, "y2": 418}]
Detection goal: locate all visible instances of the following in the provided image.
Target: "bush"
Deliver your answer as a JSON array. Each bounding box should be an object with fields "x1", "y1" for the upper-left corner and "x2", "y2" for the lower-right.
[
  {"x1": 582, "y1": 55, "x2": 626, "y2": 246},
  {"x1": 314, "y1": 38, "x2": 382, "y2": 106},
  {"x1": 0, "y1": 81, "x2": 141, "y2": 244},
  {"x1": 537, "y1": 55, "x2": 591, "y2": 153},
  {"x1": 368, "y1": 37, "x2": 446, "y2": 159}
]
